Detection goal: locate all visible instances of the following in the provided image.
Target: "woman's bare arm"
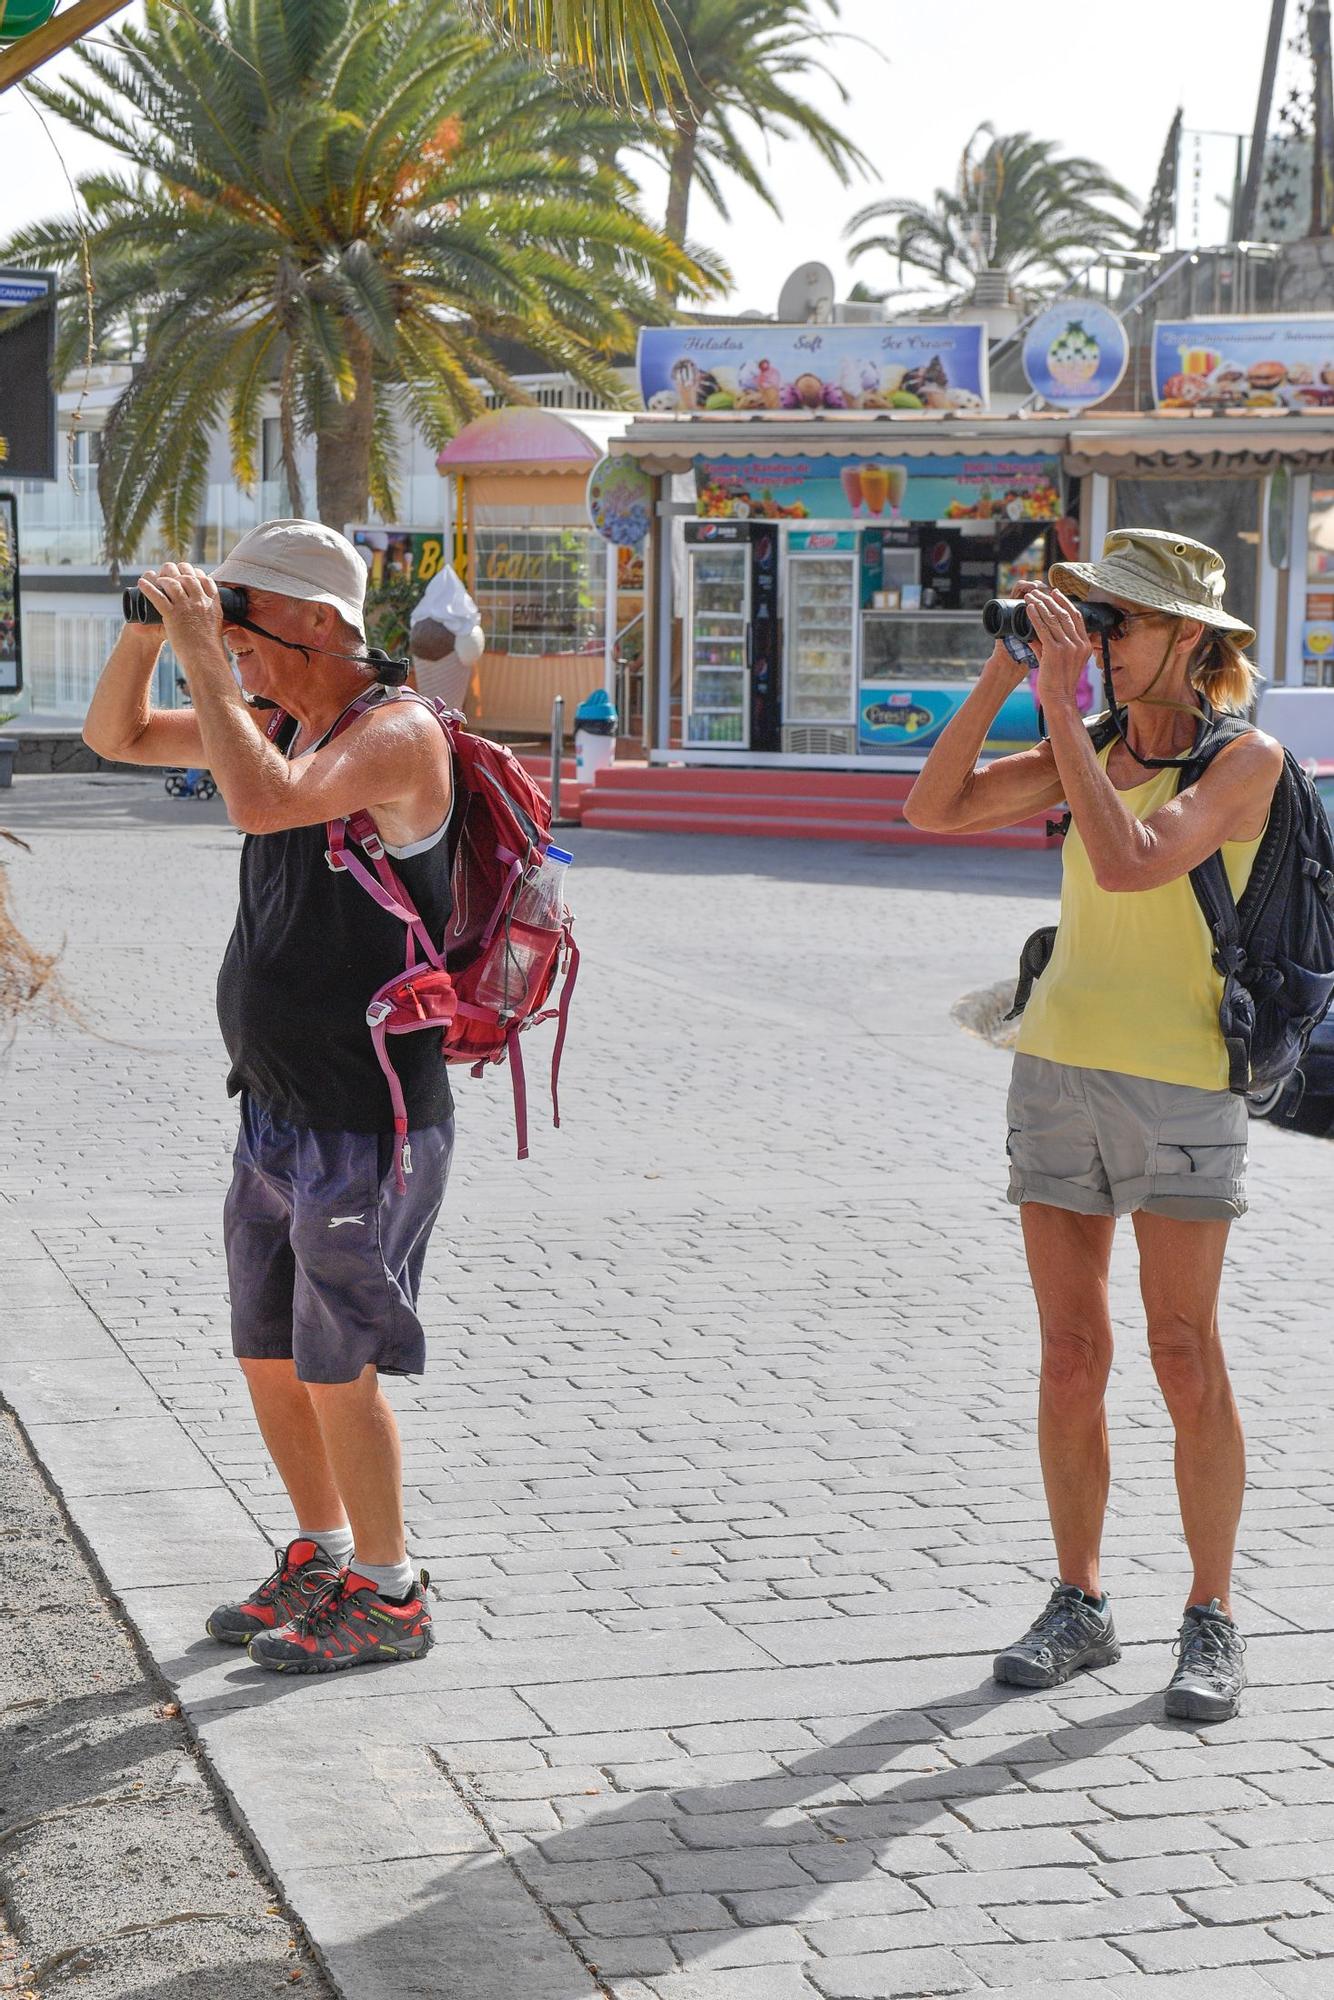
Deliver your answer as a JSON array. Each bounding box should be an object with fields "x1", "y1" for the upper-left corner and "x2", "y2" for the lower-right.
[{"x1": 904, "y1": 648, "x2": 1066, "y2": 833}]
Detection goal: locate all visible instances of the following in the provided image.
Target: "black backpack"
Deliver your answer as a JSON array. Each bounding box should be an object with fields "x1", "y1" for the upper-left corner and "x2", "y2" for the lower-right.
[{"x1": 1009, "y1": 709, "x2": 1334, "y2": 1098}]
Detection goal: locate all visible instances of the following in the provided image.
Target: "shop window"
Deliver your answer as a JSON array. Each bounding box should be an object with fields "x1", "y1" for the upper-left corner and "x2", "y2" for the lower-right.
[
  {"x1": 472, "y1": 526, "x2": 605, "y2": 657},
  {"x1": 1112, "y1": 477, "x2": 1259, "y2": 647}
]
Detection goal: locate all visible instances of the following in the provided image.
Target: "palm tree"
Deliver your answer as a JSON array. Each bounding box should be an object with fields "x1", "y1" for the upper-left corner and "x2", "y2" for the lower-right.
[
  {"x1": 464, "y1": 0, "x2": 681, "y2": 100},
  {"x1": 1, "y1": 0, "x2": 724, "y2": 557},
  {"x1": 635, "y1": 0, "x2": 869, "y2": 295},
  {"x1": 846, "y1": 124, "x2": 1138, "y2": 308}
]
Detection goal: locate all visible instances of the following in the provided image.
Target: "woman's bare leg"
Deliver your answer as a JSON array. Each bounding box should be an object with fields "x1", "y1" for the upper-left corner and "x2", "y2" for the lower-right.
[
  {"x1": 1020, "y1": 1202, "x2": 1117, "y2": 1597},
  {"x1": 1132, "y1": 1211, "x2": 1244, "y2": 1616}
]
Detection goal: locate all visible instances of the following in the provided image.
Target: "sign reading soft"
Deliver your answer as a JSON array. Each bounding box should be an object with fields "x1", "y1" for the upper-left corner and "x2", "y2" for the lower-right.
[
  {"x1": 694, "y1": 453, "x2": 1061, "y2": 524},
  {"x1": 1153, "y1": 316, "x2": 1334, "y2": 411},
  {"x1": 1023, "y1": 304, "x2": 1128, "y2": 411},
  {"x1": 639, "y1": 324, "x2": 988, "y2": 414}
]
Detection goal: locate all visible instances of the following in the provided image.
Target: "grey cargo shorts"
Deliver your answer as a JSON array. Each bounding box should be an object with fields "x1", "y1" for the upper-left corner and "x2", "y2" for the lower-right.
[{"x1": 1006, "y1": 1054, "x2": 1248, "y2": 1222}]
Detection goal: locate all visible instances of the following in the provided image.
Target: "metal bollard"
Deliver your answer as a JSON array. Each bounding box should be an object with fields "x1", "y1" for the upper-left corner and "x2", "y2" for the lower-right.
[{"x1": 549, "y1": 694, "x2": 564, "y2": 824}]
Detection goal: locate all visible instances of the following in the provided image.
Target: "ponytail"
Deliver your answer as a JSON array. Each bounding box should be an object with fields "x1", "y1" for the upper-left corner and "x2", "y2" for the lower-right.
[{"x1": 1188, "y1": 627, "x2": 1259, "y2": 714}]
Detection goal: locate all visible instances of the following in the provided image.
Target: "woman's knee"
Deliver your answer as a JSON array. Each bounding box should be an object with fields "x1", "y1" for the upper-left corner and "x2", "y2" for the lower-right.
[
  {"x1": 1148, "y1": 1312, "x2": 1229, "y2": 1420},
  {"x1": 1040, "y1": 1324, "x2": 1113, "y2": 1409}
]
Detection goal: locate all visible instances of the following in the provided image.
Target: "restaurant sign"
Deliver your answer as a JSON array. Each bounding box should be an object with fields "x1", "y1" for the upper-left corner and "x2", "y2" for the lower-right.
[
  {"x1": 639, "y1": 323, "x2": 988, "y2": 414},
  {"x1": 693, "y1": 453, "x2": 1061, "y2": 524},
  {"x1": 1153, "y1": 315, "x2": 1334, "y2": 411}
]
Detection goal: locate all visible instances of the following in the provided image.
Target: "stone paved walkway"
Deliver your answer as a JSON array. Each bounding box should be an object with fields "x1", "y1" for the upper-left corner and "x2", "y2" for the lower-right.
[{"x1": 3, "y1": 768, "x2": 1334, "y2": 2000}]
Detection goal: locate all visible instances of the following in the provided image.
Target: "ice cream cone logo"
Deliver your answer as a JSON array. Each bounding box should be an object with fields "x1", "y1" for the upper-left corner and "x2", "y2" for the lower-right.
[{"x1": 1048, "y1": 321, "x2": 1100, "y2": 390}]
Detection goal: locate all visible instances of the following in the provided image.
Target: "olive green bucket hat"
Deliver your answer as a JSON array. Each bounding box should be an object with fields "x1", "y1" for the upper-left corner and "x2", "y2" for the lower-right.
[{"x1": 1049, "y1": 527, "x2": 1256, "y2": 651}]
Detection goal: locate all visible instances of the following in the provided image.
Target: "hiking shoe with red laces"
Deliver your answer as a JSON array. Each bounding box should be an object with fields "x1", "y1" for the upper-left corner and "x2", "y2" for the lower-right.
[
  {"x1": 205, "y1": 1538, "x2": 343, "y2": 1648},
  {"x1": 247, "y1": 1567, "x2": 433, "y2": 1674}
]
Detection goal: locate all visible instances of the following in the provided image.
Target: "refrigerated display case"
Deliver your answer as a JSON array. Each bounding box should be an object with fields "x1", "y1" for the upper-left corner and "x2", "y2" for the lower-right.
[
  {"x1": 783, "y1": 528, "x2": 859, "y2": 751},
  {"x1": 684, "y1": 535, "x2": 750, "y2": 746}
]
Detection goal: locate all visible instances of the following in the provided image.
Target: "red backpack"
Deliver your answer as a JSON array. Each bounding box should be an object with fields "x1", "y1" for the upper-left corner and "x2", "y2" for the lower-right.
[{"x1": 267, "y1": 689, "x2": 578, "y2": 1187}]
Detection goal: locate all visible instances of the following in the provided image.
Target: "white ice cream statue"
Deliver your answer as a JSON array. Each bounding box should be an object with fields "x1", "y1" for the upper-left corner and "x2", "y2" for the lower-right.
[{"x1": 409, "y1": 563, "x2": 485, "y2": 713}]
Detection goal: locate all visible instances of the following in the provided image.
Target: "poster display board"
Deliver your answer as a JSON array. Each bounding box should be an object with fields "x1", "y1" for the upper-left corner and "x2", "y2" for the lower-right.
[
  {"x1": 0, "y1": 494, "x2": 19, "y2": 696},
  {"x1": 0, "y1": 271, "x2": 57, "y2": 482},
  {"x1": 1153, "y1": 315, "x2": 1334, "y2": 411},
  {"x1": 693, "y1": 453, "x2": 1061, "y2": 525},
  {"x1": 639, "y1": 323, "x2": 988, "y2": 414}
]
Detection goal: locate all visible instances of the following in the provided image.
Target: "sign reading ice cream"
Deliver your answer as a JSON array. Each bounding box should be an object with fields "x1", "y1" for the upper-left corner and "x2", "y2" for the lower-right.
[
  {"x1": 1152, "y1": 316, "x2": 1334, "y2": 411},
  {"x1": 638, "y1": 324, "x2": 988, "y2": 414}
]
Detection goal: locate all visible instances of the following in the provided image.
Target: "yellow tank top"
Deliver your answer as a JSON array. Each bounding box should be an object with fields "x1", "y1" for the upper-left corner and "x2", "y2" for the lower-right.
[{"x1": 1017, "y1": 746, "x2": 1265, "y2": 1091}]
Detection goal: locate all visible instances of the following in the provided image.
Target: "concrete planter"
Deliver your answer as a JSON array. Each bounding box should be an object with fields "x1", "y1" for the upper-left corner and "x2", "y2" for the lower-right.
[{"x1": 0, "y1": 738, "x2": 17, "y2": 789}]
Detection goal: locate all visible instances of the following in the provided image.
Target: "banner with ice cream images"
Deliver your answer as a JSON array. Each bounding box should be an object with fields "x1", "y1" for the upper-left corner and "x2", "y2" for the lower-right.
[
  {"x1": 1152, "y1": 316, "x2": 1334, "y2": 412},
  {"x1": 637, "y1": 323, "x2": 988, "y2": 414},
  {"x1": 692, "y1": 453, "x2": 1061, "y2": 524}
]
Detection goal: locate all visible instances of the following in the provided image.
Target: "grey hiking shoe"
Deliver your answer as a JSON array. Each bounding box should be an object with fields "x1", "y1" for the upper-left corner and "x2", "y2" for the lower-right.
[
  {"x1": 993, "y1": 1580, "x2": 1121, "y2": 1689},
  {"x1": 1164, "y1": 1600, "x2": 1246, "y2": 1721},
  {"x1": 206, "y1": 1537, "x2": 343, "y2": 1647}
]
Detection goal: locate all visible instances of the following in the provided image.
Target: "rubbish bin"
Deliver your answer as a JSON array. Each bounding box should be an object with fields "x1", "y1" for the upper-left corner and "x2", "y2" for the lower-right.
[
  {"x1": 574, "y1": 688, "x2": 617, "y2": 786},
  {"x1": 0, "y1": 739, "x2": 17, "y2": 790}
]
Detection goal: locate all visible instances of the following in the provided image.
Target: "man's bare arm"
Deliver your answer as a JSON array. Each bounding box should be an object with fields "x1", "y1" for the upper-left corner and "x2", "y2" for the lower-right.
[{"x1": 82, "y1": 624, "x2": 209, "y2": 767}]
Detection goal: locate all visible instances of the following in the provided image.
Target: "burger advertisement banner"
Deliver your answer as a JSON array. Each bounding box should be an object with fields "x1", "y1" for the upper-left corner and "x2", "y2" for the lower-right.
[
  {"x1": 638, "y1": 324, "x2": 988, "y2": 415},
  {"x1": 1152, "y1": 316, "x2": 1334, "y2": 412}
]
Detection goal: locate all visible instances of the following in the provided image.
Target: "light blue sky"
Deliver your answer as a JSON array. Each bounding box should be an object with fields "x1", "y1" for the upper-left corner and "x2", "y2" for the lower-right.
[{"x1": 0, "y1": 0, "x2": 1279, "y2": 312}]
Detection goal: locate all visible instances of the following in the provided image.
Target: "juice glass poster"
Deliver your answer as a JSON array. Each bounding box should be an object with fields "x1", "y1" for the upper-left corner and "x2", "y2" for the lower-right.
[
  {"x1": 693, "y1": 454, "x2": 1061, "y2": 524},
  {"x1": 1152, "y1": 316, "x2": 1334, "y2": 411},
  {"x1": 638, "y1": 324, "x2": 988, "y2": 413}
]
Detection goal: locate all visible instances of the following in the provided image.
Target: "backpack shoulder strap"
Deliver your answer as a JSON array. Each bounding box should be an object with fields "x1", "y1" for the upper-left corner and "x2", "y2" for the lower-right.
[{"x1": 1178, "y1": 713, "x2": 1261, "y2": 1096}]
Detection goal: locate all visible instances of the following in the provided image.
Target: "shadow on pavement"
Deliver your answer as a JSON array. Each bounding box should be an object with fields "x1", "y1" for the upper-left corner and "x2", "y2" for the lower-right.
[{"x1": 235, "y1": 1677, "x2": 1163, "y2": 1995}]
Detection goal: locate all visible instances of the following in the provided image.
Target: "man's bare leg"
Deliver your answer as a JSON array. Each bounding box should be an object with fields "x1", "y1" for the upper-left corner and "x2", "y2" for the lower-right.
[
  {"x1": 238, "y1": 1357, "x2": 347, "y2": 1533},
  {"x1": 1020, "y1": 1202, "x2": 1118, "y2": 1596},
  {"x1": 305, "y1": 1366, "x2": 406, "y2": 1568}
]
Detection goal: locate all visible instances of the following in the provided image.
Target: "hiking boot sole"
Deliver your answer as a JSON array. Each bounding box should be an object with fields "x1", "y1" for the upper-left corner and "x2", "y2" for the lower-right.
[
  {"x1": 1164, "y1": 1680, "x2": 1242, "y2": 1722},
  {"x1": 247, "y1": 1631, "x2": 433, "y2": 1674},
  {"x1": 205, "y1": 1615, "x2": 264, "y2": 1647},
  {"x1": 993, "y1": 1639, "x2": 1121, "y2": 1689}
]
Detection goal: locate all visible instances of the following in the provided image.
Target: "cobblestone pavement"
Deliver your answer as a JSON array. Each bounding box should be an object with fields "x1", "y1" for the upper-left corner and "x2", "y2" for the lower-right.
[{"x1": 3, "y1": 767, "x2": 1334, "y2": 2000}]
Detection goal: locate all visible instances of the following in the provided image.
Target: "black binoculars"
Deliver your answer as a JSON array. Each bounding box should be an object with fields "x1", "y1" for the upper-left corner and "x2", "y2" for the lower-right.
[
  {"x1": 983, "y1": 597, "x2": 1119, "y2": 642},
  {"x1": 122, "y1": 583, "x2": 249, "y2": 624}
]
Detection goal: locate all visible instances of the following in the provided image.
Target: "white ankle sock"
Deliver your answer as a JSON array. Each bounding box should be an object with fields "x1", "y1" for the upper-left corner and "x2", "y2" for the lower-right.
[
  {"x1": 304, "y1": 1526, "x2": 354, "y2": 1566},
  {"x1": 353, "y1": 1557, "x2": 414, "y2": 1602}
]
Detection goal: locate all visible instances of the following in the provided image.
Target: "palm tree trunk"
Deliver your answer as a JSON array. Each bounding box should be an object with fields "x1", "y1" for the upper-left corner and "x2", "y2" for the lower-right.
[
  {"x1": 314, "y1": 321, "x2": 375, "y2": 533},
  {"x1": 660, "y1": 117, "x2": 700, "y2": 301}
]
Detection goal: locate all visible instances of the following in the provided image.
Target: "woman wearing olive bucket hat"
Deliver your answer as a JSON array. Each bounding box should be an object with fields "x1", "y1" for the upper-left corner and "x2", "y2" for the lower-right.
[{"x1": 906, "y1": 529, "x2": 1284, "y2": 1721}]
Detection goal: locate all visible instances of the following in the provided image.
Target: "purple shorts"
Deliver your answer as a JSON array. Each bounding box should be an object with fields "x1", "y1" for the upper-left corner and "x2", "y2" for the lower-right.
[{"x1": 223, "y1": 1094, "x2": 454, "y2": 1384}]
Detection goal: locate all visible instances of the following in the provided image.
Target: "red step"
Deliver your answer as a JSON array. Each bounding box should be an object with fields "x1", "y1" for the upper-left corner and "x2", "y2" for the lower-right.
[{"x1": 577, "y1": 763, "x2": 1057, "y2": 849}]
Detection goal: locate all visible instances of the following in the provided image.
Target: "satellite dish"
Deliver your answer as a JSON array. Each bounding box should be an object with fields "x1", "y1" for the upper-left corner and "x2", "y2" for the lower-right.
[{"x1": 776, "y1": 262, "x2": 836, "y2": 325}]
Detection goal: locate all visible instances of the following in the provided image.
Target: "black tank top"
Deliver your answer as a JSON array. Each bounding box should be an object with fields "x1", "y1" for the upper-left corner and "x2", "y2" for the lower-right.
[{"x1": 216, "y1": 694, "x2": 454, "y2": 1132}]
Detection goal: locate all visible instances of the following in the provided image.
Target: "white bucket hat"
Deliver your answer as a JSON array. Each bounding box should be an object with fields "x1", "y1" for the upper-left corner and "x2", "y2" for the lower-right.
[{"x1": 213, "y1": 519, "x2": 368, "y2": 639}]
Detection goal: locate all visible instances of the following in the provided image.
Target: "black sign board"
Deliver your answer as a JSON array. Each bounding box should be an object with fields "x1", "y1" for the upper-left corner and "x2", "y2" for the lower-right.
[
  {"x1": 0, "y1": 269, "x2": 57, "y2": 482},
  {"x1": 1, "y1": 494, "x2": 21, "y2": 696}
]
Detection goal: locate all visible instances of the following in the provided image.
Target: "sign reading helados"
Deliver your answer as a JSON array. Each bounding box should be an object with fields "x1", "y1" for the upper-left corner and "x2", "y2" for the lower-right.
[
  {"x1": 587, "y1": 454, "x2": 652, "y2": 546},
  {"x1": 637, "y1": 324, "x2": 988, "y2": 414},
  {"x1": 1022, "y1": 303, "x2": 1128, "y2": 411}
]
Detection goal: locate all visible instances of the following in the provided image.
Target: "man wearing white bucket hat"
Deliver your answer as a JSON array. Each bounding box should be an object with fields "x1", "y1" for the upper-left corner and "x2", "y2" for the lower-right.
[
  {"x1": 906, "y1": 528, "x2": 1284, "y2": 1722},
  {"x1": 84, "y1": 519, "x2": 455, "y2": 1674}
]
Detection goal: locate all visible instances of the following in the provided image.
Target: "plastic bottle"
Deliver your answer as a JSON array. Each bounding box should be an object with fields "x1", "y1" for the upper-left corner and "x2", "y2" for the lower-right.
[
  {"x1": 476, "y1": 847, "x2": 573, "y2": 1014},
  {"x1": 512, "y1": 844, "x2": 573, "y2": 929}
]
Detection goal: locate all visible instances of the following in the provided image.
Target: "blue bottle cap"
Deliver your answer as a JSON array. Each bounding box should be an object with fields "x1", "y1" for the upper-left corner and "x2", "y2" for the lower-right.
[{"x1": 546, "y1": 845, "x2": 574, "y2": 866}]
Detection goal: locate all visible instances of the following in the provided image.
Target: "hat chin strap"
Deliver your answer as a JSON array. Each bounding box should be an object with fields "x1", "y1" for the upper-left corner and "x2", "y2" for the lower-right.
[
  {"x1": 228, "y1": 612, "x2": 410, "y2": 685},
  {"x1": 1098, "y1": 633, "x2": 1210, "y2": 771}
]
